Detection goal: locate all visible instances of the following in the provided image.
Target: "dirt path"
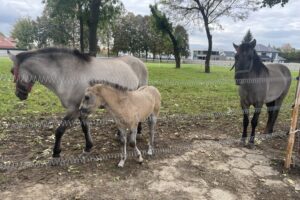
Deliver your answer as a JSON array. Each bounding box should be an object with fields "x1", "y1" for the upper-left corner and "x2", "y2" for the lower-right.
[
  {"x1": 1, "y1": 138, "x2": 299, "y2": 200},
  {"x1": 1, "y1": 115, "x2": 300, "y2": 199}
]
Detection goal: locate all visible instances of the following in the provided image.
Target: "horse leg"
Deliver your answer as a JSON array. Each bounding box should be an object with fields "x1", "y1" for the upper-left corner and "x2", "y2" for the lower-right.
[
  {"x1": 79, "y1": 116, "x2": 93, "y2": 154},
  {"x1": 268, "y1": 100, "x2": 283, "y2": 135},
  {"x1": 118, "y1": 129, "x2": 127, "y2": 168},
  {"x1": 53, "y1": 112, "x2": 78, "y2": 157},
  {"x1": 241, "y1": 105, "x2": 250, "y2": 146},
  {"x1": 249, "y1": 105, "x2": 262, "y2": 148},
  {"x1": 265, "y1": 101, "x2": 275, "y2": 134},
  {"x1": 129, "y1": 128, "x2": 143, "y2": 163},
  {"x1": 147, "y1": 114, "x2": 157, "y2": 155},
  {"x1": 137, "y1": 122, "x2": 142, "y2": 134}
]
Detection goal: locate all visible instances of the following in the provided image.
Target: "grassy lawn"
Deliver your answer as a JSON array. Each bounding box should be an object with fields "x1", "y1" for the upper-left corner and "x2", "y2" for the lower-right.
[{"x1": 0, "y1": 57, "x2": 298, "y2": 117}]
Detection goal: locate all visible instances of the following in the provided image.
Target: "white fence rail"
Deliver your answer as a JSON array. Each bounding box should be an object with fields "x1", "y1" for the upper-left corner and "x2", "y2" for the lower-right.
[{"x1": 142, "y1": 58, "x2": 300, "y2": 71}]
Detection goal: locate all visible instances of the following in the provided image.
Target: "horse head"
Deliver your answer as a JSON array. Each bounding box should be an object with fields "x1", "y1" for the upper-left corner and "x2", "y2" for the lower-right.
[
  {"x1": 7, "y1": 50, "x2": 35, "y2": 100},
  {"x1": 79, "y1": 84, "x2": 104, "y2": 116},
  {"x1": 232, "y1": 39, "x2": 257, "y2": 85}
]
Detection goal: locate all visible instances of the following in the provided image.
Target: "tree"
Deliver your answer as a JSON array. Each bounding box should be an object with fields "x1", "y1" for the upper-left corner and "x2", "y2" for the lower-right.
[
  {"x1": 242, "y1": 29, "x2": 253, "y2": 43},
  {"x1": 160, "y1": 0, "x2": 259, "y2": 73},
  {"x1": 88, "y1": 0, "x2": 123, "y2": 56},
  {"x1": 262, "y1": 0, "x2": 289, "y2": 7},
  {"x1": 174, "y1": 25, "x2": 190, "y2": 58},
  {"x1": 150, "y1": 4, "x2": 182, "y2": 68},
  {"x1": 44, "y1": 0, "x2": 122, "y2": 55},
  {"x1": 281, "y1": 43, "x2": 295, "y2": 53},
  {"x1": 11, "y1": 18, "x2": 36, "y2": 49}
]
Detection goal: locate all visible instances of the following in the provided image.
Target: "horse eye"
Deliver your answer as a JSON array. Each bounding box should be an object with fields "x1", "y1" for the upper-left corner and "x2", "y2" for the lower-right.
[{"x1": 85, "y1": 95, "x2": 90, "y2": 101}]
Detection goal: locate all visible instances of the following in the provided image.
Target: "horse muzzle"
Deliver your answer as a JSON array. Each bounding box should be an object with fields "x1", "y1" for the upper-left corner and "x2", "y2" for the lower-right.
[{"x1": 16, "y1": 90, "x2": 28, "y2": 100}]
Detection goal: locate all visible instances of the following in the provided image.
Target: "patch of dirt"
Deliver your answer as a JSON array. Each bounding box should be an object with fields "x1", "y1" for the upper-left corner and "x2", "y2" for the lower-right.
[{"x1": 0, "y1": 113, "x2": 300, "y2": 199}]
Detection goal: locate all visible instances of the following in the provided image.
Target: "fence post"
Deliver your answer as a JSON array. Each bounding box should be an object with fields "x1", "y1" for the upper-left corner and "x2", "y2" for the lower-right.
[{"x1": 285, "y1": 69, "x2": 300, "y2": 169}]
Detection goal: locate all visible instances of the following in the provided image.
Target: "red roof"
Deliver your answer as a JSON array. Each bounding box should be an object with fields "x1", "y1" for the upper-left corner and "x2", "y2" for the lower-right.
[{"x1": 0, "y1": 35, "x2": 16, "y2": 48}]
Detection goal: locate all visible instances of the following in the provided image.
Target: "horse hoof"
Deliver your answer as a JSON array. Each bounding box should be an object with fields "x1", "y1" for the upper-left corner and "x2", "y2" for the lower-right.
[
  {"x1": 49, "y1": 157, "x2": 62, "y2": 166},
  {"x1": 247, "y1": 143, "x2": 255, "y2": 149},
  {"x1": 239, "y1": 139, "x2": 246, "y2": 147},
  {"x1": 80, "y1": 149, "x2": 91, "y2": 157},
  {"x1": 117, "y1": 160, "x2": 125, "y2": 168},
  {"x1": 147, "y1": 149, "x2": 153, "y2": 156},
  {"x1": 137, "y1": 156, "x2": 143, "y2": 163}
]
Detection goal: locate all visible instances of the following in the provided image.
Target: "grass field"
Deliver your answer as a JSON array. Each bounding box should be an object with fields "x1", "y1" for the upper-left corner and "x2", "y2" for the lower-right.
[{"x1": 0, "y1": 57, "x2": 298, "y2": 117}]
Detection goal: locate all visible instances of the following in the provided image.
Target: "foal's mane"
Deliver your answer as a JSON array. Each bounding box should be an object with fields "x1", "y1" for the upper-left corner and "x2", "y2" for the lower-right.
[
  {"x1": 89, "y1": 80, "x2": 135, "y2": 92},
  {"x1": 16, "y1": 48, "x2": 91, "y2": 64}
]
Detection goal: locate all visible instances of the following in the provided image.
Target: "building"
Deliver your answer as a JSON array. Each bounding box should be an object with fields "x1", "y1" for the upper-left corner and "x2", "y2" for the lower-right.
[
  {"x1": 192, "y1": 50, "x2": 221, "y2": 60},
  {"x1": 189, "y1": 43, "x2": 286, "y2": 63},
  {"x1": 0, "y1": 35, "x2": 16, "y2": 49},
  {"x1": 219, "y1": 51, "x2": 235, "y2": 60},
  {"x1": 255, "y1": 44, "x2": 279, "y2": 62},
  {"x1": 0, "y1": 35, "x2": 27, "y2": 56}
]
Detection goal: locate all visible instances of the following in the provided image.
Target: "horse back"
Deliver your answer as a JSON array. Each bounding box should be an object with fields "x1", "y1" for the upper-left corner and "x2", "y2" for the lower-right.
[{"x1": 119, "y1": 55, "x2": 148, "y2": 87}]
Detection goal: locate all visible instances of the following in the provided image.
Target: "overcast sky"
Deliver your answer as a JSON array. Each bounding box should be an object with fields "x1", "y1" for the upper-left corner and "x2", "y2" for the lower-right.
[{"x1": 0, "y1": 0, "x2": 299, "y2": 50}]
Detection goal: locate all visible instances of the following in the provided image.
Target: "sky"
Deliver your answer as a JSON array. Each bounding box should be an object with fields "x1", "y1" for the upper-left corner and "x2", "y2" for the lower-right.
[{"x1": 0, "y1": 0, "x2": 299, "y2": 51}]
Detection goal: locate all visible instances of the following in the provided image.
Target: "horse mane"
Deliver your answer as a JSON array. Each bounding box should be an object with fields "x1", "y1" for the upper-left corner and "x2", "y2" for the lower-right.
[
  {"x1": 89, "y1": 80, "x2": 135, "y2": 92},
  {"x1": 239, "y1": 42, "x2": 268, "y2": 75},
  {"x1": 252, "y1": 50, "x2": 266, "y2": 74},
  {"x1": 16, "y1": 47, "x2": 91, "y2": 64}
]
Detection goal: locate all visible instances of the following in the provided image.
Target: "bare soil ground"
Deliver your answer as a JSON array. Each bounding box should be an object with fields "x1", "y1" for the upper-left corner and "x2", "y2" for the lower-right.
[{"x1": 0, "y1": 113, "x2": 300, "y2": 200}]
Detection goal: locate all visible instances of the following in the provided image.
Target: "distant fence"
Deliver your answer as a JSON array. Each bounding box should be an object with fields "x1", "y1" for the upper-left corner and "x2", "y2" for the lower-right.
[
  {"x1": 142, "y1": 58, "x2": 300, "y2": 71},
  {"x1": 0, "y1": 49, "x2": 26, "y2": 57}
]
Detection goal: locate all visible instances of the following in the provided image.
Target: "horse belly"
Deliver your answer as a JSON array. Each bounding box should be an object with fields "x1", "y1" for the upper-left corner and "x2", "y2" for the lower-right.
[{"x1": 265, "y1": 68, "x2": 288, "y2": 103}]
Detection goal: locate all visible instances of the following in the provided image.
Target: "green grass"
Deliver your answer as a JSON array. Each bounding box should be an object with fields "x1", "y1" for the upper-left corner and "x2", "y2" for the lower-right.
[{"x1": 0, "y1": 57, "x2": 298, "y2": 117}]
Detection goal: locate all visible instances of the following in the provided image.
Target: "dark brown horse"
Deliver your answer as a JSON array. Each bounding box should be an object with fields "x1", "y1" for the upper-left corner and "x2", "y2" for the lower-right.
[{"x1": 233, "y1": 39, "x2": 291, "y2": 147}]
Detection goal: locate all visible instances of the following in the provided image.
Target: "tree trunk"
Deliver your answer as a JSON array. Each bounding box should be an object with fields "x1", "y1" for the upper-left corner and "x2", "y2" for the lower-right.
[
  {"x1": 79, "y1": 15, "x2": 84, "y2": 52},
  {"x1": 174, "y1": 51, "x2": 181, "y2": 68},
  {"x1": 88, "y1": 0, "x2": 101, "y2": 57},
  {"x1": 204, "y1": 19, "x2": 212, "y2": 73},
  {"x1": 107, "y1": 31, "x2": 110, "y2": 57},
  {"x1": 167, "y1": 30, "x2": 180, "y2": 68},
  {"x1": 146, "y1": 50, "x2": 148, "y2": 61}
]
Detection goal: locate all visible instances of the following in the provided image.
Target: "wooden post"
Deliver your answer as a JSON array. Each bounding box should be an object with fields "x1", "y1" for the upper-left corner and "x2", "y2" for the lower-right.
[{"x1": 285, "y1": 69, "x2": 300, "y2": 169}]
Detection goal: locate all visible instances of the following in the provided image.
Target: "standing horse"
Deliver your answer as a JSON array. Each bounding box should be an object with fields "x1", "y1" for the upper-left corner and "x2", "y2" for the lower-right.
[
  {"x1": 79, "y1": 81, "x2": 161, "y2": 167},
  {"x1": 7, "y1": 48, "x2": 148, "y2": 157},
  {"x1": 232, "y1": 39, "x2": 291, "y2": 147}
]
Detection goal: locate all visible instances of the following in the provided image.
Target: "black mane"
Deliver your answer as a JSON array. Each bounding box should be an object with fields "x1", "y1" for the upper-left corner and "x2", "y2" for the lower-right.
[
  {"x1": 239, "y1": 42, "x2": 268, "y2": 74},
  {"x1": 16, "y1": 47, "x2": 91, "y2": 64},
  {"x1": 89, "y1": 80, "x2": 135, "y2": 92}
]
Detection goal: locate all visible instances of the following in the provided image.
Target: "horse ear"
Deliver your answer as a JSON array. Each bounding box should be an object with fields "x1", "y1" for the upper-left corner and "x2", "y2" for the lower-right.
[
  {"x1": 250, "y1": 39, "x2": 256, "y2": 48},
  {"x1": 233, "y1": 43, "x2": 239, "y2": 51},
  {"x1": 7, "y1": 50, "x2": 17, "y2": 63}
]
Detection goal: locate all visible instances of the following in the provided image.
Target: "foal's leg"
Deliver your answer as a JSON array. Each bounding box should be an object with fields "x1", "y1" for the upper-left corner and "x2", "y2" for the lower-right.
[
  {"x1": 129, "y1": 128, "x2": 143, "y2": 163},
  {"x1": 79, "y1": 115, "x2": 93, "y2": 154},
  {"x1": 249, "y1": 105, "x2": 262, "y2": 148},
  {"x1": 241, "y1": 104, "x2": 250, "y2": 146},
  {"x1": 147, "y1": 114, "x2": 157, "y2": 155},
  {"x1": 53, "y1": 112, "x2": 79, "y2": 157},
  {"x1": 118, "y1": 129, "x2": 127, "y2": 168}
]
